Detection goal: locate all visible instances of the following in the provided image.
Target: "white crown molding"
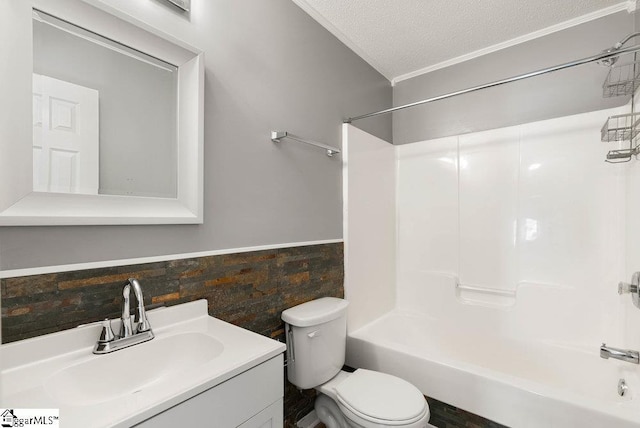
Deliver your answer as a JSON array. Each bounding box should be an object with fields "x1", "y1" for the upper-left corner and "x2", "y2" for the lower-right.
[
  {"x1": 392, "y1": 1, "x2": 634, "y2": 85},
  {"x1": 0, "y1": 239, "x2": 344, "y2": 279},
  {"x1": 290, "y1": 0, "x2": 395, "y2": 81}
]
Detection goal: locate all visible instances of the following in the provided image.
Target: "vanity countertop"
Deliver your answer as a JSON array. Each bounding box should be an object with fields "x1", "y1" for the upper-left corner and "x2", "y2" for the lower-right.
[{"x1": 0, "y1": 299, "x2": 286, "y2": 428}]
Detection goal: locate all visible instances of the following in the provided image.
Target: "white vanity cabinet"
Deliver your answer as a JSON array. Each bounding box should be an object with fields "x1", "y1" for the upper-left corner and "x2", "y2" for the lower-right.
[
  {"x1": 135, "y1": 354, "x2": 284, "y2": 428},
  {"x1": 1, "y1": 300, "x2": 286, "y2": 428}
]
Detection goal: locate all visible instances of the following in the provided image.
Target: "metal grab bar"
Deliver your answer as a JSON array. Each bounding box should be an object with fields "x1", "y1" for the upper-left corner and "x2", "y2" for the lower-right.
[{"x1": 271, "y1": 131, "x2": 340, "y2": 157}]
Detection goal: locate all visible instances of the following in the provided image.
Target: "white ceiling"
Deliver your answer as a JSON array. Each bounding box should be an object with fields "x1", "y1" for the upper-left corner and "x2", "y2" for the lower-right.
[{"x1": 292, "y1": 0, "x2": 630, "y2": 82}]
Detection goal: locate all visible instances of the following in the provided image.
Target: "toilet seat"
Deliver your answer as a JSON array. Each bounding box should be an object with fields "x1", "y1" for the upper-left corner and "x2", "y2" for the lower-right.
[{"x1": 334, "y1": 369, "x2": 428, "y2": 426}]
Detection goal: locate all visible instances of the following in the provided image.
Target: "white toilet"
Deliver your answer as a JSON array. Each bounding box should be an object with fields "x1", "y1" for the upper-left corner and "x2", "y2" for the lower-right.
[{"x1": 282, "y1": 297, "x2": 432, "y2": 428}]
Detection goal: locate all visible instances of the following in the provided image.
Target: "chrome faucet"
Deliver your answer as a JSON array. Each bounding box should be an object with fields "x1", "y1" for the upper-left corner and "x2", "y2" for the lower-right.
[
  {"x1": 120, "y1": 282, "x2": 134, "y2": 338},
  {"x1": 94, "y1": 278, "x2": 154, "y2": 354},
  {"x1": 119, "y1": 278, "x2": 151, "y2": 338},
  {"x1": 600, "y1": 343, "x2": 639, "y2": 364}
]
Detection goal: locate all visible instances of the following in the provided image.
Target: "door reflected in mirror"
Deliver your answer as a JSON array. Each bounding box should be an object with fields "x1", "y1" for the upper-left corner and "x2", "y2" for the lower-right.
[
  {"x1": 32, "y1": 10, "x2": 178, "y2": 198},
  {"x1": 33, "y1": 74, "x2": 99, "y2": 194}
]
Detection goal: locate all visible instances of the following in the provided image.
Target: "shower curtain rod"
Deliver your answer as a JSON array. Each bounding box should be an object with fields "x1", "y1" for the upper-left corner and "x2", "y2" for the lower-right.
[{"x1": 344, "y1": 43, "x2": 640, "y2": 123}]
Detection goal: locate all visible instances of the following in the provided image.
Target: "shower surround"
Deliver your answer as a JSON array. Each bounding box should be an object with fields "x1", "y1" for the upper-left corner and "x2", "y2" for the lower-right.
[{"x1": 343, "y1": 106, "x2": 640, "y2": 426}]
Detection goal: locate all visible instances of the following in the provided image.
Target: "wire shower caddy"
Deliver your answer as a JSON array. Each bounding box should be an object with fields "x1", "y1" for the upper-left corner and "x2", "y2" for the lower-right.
[
  {"x1": 601, "y1": 58, "x2": 640, "y2": 162},
  {"x1": 601, "y1": 113, "x2": 640, "y2": 142},
  {"x1": 603, "y1": 61, "x2": 640, "y2": 98}
]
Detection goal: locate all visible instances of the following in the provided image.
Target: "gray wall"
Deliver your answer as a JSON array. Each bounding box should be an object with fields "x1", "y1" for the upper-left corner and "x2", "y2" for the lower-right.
[
  {"x1": 0, "y1": 0, "x2": 391, "y2": 270},
  {"x1": 33, "y1": 19, "x2": 178, "y2": 198},
  {"x1": 393, "y1": 11, "x2": 635, "y2": 145}
]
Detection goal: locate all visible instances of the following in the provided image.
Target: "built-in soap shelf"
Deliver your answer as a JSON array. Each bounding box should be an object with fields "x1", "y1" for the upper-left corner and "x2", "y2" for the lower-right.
[{"x1": 455, "y1": 279, "x2": 516, "y2": 308}]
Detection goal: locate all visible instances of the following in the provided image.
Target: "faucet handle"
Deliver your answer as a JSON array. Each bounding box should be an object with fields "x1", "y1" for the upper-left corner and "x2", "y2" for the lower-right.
[
  {"x1": 618, "y1": 281, "x2": 638, "y2": 295},
  {"x1": 618, "y1": 273, "x2": 640, "y2": 309},
  {"x1": 98, "y1": 319, "x2": 115, "y2": 343}
]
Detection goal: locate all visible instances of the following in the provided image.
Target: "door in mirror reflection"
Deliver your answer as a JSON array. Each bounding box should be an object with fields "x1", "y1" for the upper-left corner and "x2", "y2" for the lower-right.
[{"x1": 33, "y1": 73, "x2": 99, "y2": 194}]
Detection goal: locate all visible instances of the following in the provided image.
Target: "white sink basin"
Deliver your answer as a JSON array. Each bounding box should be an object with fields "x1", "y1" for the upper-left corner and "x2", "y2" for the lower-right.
[
  {"x1": 0, "y1": 300, "x2": 285, "y2": 428},
  {"x1": 45, "y1": 332, "x2": 224, "y2": 406}
]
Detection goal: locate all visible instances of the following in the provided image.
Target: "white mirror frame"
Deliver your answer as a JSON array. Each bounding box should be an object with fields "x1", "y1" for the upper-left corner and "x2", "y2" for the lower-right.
[{"x1": 0, "y1": 0, "x2": 203, "y2": 225}]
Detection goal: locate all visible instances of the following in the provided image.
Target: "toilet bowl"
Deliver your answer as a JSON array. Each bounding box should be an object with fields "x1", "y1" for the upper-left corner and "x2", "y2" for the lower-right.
[
  {"x1": 281, "y1": 298, "x2": 433, "y2": 428},
  {"x1": 315, "y1": 369, "x2": 430, "y2": 428}
]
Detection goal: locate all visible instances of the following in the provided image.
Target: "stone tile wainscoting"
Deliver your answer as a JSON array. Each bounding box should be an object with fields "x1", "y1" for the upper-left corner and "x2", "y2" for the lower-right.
[{"x1": 1, "y1": 242, "x2": 344, "y2": 428}]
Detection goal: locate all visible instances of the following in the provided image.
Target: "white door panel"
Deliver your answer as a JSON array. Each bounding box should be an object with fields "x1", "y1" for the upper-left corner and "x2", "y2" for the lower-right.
[{"x1": 32, "y1": 74, "x2": 99, "y2": 194}]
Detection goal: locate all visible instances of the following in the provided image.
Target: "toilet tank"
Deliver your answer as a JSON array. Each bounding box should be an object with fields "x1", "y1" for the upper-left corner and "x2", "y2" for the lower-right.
[{"x1": 281, "y1": 297, "x2": 349, "y2": 389}]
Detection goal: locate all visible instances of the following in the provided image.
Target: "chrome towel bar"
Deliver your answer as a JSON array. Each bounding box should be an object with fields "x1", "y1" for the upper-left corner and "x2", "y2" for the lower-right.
[{"x1": 271, "y1": 131, "x2": 340, "y2": 157}]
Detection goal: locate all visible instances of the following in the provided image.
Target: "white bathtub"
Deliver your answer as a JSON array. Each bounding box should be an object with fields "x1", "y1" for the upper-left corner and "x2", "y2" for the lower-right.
[{"x1": 346, "y1": 309, "x2": 640, "y2": 428}]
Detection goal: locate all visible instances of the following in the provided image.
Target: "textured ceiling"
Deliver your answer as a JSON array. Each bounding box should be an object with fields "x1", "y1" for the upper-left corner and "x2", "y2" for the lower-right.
[{"x1": 293, "y1": 0, "x2": 626, "y2": 81}]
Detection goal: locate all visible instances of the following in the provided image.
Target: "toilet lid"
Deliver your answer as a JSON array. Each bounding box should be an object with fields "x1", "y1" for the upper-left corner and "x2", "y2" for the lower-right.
[{"x1": 335, "y1": 369, "x2": 427, "y2": 423}]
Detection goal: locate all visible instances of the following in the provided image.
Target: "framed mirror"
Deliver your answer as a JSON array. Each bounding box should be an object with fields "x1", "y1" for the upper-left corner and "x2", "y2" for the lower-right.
[{"x1": 0, "y1": 0, "x2": 203, "y2": 225}]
